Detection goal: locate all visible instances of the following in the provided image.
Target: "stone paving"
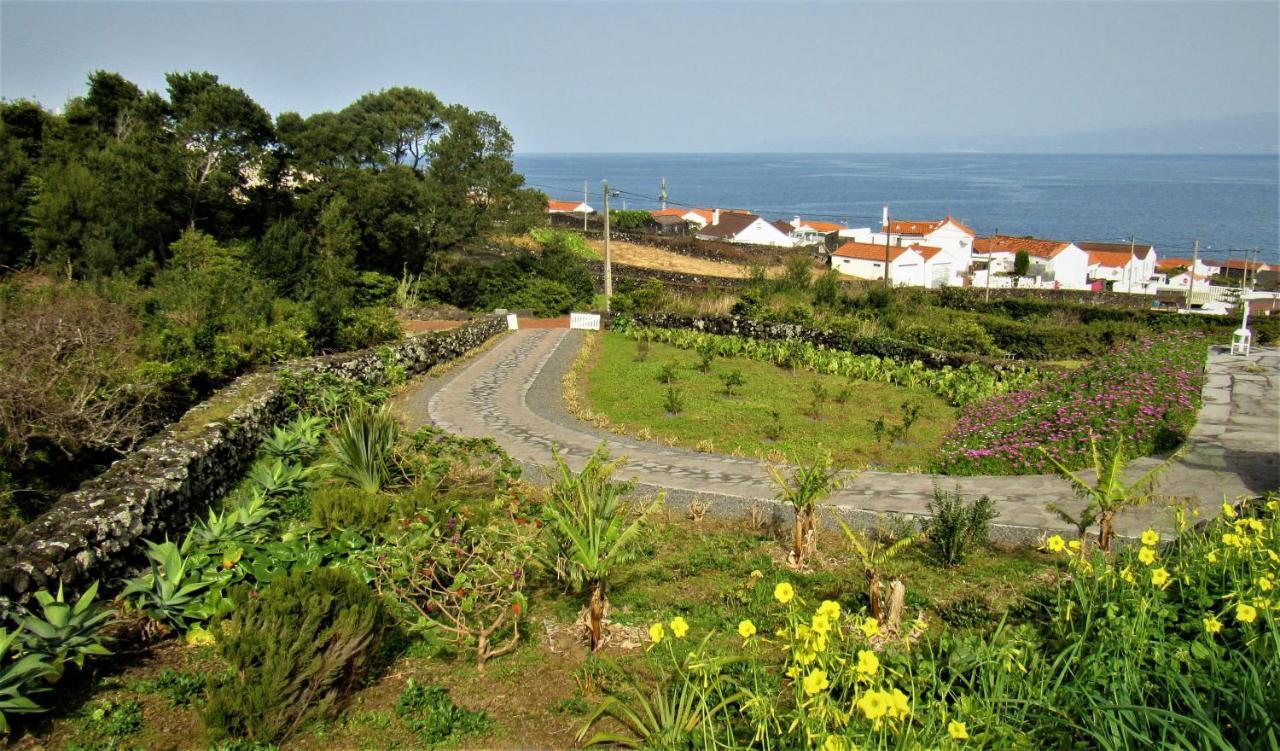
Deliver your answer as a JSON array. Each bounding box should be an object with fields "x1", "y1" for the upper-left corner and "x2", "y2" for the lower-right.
[{"x1": 395, "y1": 330, "x2": 1279, "y2": 542}]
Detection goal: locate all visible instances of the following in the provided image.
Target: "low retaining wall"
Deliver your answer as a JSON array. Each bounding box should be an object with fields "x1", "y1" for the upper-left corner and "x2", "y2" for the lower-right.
[
  {"x1": 630, "y1": 313, "x2": 1016, "y2": 370},
  {"x1": 0, "y1": 317, "x2": 507, "y2": 609},
  {"x1": 584, "y1": 261, "x2": 749, "y2": 291}
]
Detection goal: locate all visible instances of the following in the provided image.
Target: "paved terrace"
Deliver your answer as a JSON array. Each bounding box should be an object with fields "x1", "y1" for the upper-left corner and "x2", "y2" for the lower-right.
[{"x1": 394, "y1": 330, "x2": 1279, "y2": 543}]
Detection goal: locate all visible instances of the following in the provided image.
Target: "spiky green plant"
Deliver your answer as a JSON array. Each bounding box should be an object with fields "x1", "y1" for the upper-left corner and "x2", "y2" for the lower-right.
[
  {"x1": 246, "y1": 456, "x2": 312, "y2": 499},
  {"x1": 541, "y1": 446, "x2": 663, "y2": 651},
  {"x1": 120, "y1": 540, "x2": 213, "y2": 631},
  {"x1": 14, "y1": 582, "x2": 113, "y2": 679},
  {"x1": 769, "y1": 452, "x2": 843, "y2": 567},
  {"x1": 327, "y1": 406, "x2": 400, "y2": 494},
  {"x1": 0, "y1": 628, "x2": 54, "y2": 733}
]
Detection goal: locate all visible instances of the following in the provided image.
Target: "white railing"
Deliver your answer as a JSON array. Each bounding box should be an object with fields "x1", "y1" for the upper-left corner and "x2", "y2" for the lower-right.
[{"x1": 569, "y1": 312, "x2": 601, "y2": 330}]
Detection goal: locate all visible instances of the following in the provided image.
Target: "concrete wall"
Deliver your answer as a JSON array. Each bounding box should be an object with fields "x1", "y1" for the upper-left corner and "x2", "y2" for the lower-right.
[{"x1": 0, "y1": 317, "x2": 506, "y2": 609}]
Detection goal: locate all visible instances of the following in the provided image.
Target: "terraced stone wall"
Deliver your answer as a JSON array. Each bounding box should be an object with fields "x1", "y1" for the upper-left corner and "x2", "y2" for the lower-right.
[{"x1": 0, "y1": 317, "x2": 506, "y2": 608}]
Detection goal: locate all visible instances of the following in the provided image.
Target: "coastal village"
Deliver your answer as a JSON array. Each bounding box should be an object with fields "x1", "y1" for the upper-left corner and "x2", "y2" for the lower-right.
[{"x1": 547, "y1": 198, "x2": 1278, "y2": 317}]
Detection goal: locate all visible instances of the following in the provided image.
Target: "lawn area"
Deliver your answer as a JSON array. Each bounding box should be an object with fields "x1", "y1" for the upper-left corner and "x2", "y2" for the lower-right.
[{"x1": 582, "y1": 331, "x2": 956, "y2": 469}]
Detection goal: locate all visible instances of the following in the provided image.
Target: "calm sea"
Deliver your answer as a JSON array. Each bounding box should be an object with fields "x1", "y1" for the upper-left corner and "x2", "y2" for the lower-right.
[{"x1": 512, "y1": 153, "x2": 1279, "y2": 263}]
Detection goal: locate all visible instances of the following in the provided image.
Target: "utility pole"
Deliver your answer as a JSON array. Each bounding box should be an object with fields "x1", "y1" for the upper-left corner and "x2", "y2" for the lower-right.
[
  {"x1": 882, "y1": 205, "x2": 891, "y2": 286},
  {"x1": 1127, "y1": 235, "x2": 1136, "y2": 294},
  {"x1": 985, "y1": 229, "x2": 998, "y2": 303},
  {"x1": 1186, "y1": 239, "x2": 1200, "y2": 308},
  {"x1": 582, "y1": 179, "x2": 588, "y2": 232},
  {"x1": 659, "y1": 177, "x2": 667, "y2": 210},
  {"x1": 603, "y1": 180, "x2": 614, "y2": 312},
  {"x1": 1248, "y1": 248, "x2": 1260, "y2": 289},
  {"x1": 1225, "y1": 248, "x2": 1235, "y2": 290}
]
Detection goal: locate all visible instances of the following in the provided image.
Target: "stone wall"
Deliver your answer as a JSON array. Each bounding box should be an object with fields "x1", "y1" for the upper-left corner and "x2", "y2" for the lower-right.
[
  {"x1": 0, "y1": 317, "x2": 507, "y2": 609},
  {"x1": 630, "y1": 313, "x2": 1017, "y2": 371}
]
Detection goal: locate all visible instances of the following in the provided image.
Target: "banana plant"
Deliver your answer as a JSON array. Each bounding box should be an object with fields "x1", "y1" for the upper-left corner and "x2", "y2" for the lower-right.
[
  {"x1": 0, "y1": 628, "x2": 53, "y2": 733},
  {"x1": 120, "y1": 540, "x2": 213, "y2": 631},
  {"x1": 840, "y1": 520, "x2": 916, "y2": 621},
  {"x1": 14, "y1": 582, "x2": 113, "y2": 679},
  {"x1": 769, "y1": 452, "x2": 844, "y2": 568}
]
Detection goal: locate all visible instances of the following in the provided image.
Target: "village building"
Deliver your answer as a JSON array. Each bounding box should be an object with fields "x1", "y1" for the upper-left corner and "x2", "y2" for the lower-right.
[
  {"x1": 973, "y1": 236, "x2": 1091, "y2": 289},
  {"x1": 830, "y1": 241, "x2": 924, "y2": 285},
  {"x1": 1078, "y1": 241, "x2": 1158, "y2": 292},
  {"x1": 546, "y1": 198, "x2": 594, "y2": 216},
  {"x1": 650, "y1": 207, "x2": 715, "y2": 229},
  {"x1": 695, "y1": 211, "x2": 796, "y2": 247},
  {"x1": 788, "y1": 217, "x2": 847, "y2": 246},
  {"x1": 839, "y1": 216, "x2": 976, "y2": 272}
]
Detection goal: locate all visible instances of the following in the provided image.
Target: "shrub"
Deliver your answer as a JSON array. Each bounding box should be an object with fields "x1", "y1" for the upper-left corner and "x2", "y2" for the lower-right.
[
  {"x1": 328, "y1": 405, "x2": 400, "y2": 493},
  {"x1": 203, "y1": 567, "x2": 385, "y2": 744},
  {"x1": 922, "y1": 485, "x2": 997, "y2": 567},
  {"x1": 395, "y1": 679, "x2": 491, "y2": 746},
  {"x1": 656, "y1": 361, "x2": 679, "y2": 385},
  {"x1": 719, "y1": 369, "x2": 745, "y2": 396},
  {"x1": 663, "y1": 386, "x2": 685, "y2": 416},
  {"x1": 309, "y1": 485, "x2": 391, "y2": 533}
]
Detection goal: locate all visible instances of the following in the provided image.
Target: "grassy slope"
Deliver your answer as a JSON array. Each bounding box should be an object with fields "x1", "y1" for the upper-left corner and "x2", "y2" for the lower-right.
[{"x1": 584, "y1": 332, "x2": 956, "y2": 469}]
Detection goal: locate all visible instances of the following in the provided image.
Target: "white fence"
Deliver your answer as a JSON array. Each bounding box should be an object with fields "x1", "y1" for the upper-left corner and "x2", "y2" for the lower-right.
[{"x1": 569, "y1": 312, "x2": 601, "y2": 330}]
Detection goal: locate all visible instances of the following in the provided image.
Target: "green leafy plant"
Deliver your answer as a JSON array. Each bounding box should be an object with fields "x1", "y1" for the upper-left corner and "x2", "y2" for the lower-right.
[
  {"x1": 769, "y1": 452, "x2": 843, "y2": 567},
  {"x1": 840, "y1": 519, "x2": 915, "y2": 620},
  {"x1": 663, "y1": 386, "x2": 685, "y2": 416},
  {"x1": 327, "y1": 405, "x2": 400, "y2": 494},
  {"x1": 203, "y1": 567, "x2": 385, "y2": 744},
  {"x1": 634, "y1": 337, "x2": 650, "y2": 362},
  {"x1": 807, "y1": 381, "x2": 828, "y2": 420},
  {"x1": 246, "y1": 457, "x2": 312, "y2": 499},
  {"x1": 923, "y1": 484, "x2": 998, "y2": 567},
  {"x1": 656, "y1": 361, "x2": 679, "y2": 385},
  {"x1": 71, "y1": 698, "x2": 143, "y2": 747},
  {"x1": 541, "y1": 446, "x2": 663, "y2": 651},
  {"x1": 719, "y1": 369, "x2": 746, "y2": 397},
  {"x1": 395, "y1": 679, "x2": 491, "y2": 746},
  {"x1": 120, "y1": 540, "x2": 214, "y2": 631},
  {"x1": 187, "y1": 491, "x2": 274, "y2": 548},
  {"x1": 0, "y1": 628, "x2": 54, "y2": 733},
  {"x1": 695, "y1": 342, "x2": 715, "y2": 373},
  {"x1": 14, "y1": 582, "x2": 113, "y2": 679},
  {"x1": 131, "y1": 668, "x2": 206, "y2": 707},
  {"x1": 577, "y1": 667, "x2": 717, "y2": 749},
  {"x1": 763, "y1": 410, "x2": 783, "y2": 442},
  {"x1": 260, "y1": 415, "x2": 327, "y2": 461},
  {"x1": 309, "y1": 485, "x2": 390, "y2": 533}
]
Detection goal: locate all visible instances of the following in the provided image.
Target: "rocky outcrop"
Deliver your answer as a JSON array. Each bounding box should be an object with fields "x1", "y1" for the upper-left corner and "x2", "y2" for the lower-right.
[{"x1": 0, "y1": 317, "x2": 506, "y2": 609}]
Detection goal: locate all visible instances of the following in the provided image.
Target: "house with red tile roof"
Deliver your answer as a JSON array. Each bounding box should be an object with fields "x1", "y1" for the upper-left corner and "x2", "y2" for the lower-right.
[
  {"x1": 788, "y1": 216, "x2": 848, "y2": 246},
  {"x1": 843, "y1": 215, "x2": 976, "y2": 274},
  {"x1": 973, "y1": 236, "x2": 1091, "y2": 288},
  {"x1": 830, "y1": 241, "x2": 925, "y2": 285},
  {"x1": 547, "y1": 198, "x2": 594, "y2": 215},
  {"x1": 1078, "y1": 241, "x2": 1158, "y2": 292},
  {"x1": 695, "y1": 211, "x2": 796, "y2": 247}
]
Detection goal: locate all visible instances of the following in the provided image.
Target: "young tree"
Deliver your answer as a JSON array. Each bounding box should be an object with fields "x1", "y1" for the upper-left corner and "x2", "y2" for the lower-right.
[
  {"x1": 1013, "y1": 249, "x2": 1030, "y2": 277},
  {"x1": 840, "y1": 521, "x2": 915, "y2": 621},
  {"x1": 769, "y1": 453, "x2": 843, "y2": 567}
]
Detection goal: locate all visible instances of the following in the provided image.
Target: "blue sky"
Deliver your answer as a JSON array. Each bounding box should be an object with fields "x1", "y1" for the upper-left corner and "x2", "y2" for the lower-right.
[{"x1": 2, "y1": 1, "x2": 1277, "y2": 153}]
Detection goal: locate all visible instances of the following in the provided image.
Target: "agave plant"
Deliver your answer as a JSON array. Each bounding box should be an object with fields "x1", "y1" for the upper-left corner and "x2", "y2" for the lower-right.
[
  {"x1": 327, "y1": 405, "x2": 400, "y2": 494},
  {"x1": 120, "y1": 540, "x2": 213, "y2": 631},
  {"x1": 246, "y1": 456, "x2": 312, "y2": 499},
  {"x1": 577, "y1": 668, "x2": 718, "y2": 748},
  {"x1": 0, "y1": 628, "x2": 53, "y2": 733},
  {"x1": 541, "y1": 446, "x2": 663, "y2": 651},
  {"x1": 14, "y1": 582, "x2": 113, "y2": 679},
  {"x1": 769, "y1": 453, "x2": 843, "y2": 568},
  {"x1": 184, "y1": 491, "x2": 274, "y2": 549}
]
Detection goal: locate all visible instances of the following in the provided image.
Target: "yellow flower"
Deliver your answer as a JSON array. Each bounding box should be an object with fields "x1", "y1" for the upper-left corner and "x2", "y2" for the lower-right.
[
  {"x1": 856, "y1": 690, "x2": 888, "y2": 721},
  {"x1": 749, "y1": 569, "x2": 764, "y2": 580},
  {"x1": 855, "y1": 649, "x2": 879, "y2": 676},
  {"x1": 1204, "y1": 615, "x2": 1223, "y2": 635},
  {"x1": 1138, "y1": 547, "x2": 1156, "y2": 566},
  {"x1": 1268, "y1": 499, "x2": 1279, "y2": 512},
  {"x1": 1120, "y1": 567, "x2": 1136, "y2": 584},
  {"x1": 669, "y1": 616, "x2": 689, "y2": 638},
  {"x1": 1222, "y1": 502, "x2": 1236, "y2": 519},
  {"x1": 817, "y1": 599, "x2": 842, "y2": 620},
  {"x1": 774, "y1": 582, "x2": 795, "y2": 604},
  {"x1": 1236, "y1": 603, "x2": 1258, "y2": 624},
  {"x1": 1248, "y1": 519, "x2": 1264, "y2": 533},
  {"x1": 1151, "y1": 567, "x2": 1171, "y2": 589},
  {"x1": 859, "y1": 617, "x2": 880, "y2": 639},
  {"x1": 1222, "y1": 533, "x2": 1243, "y2": 548},
  {"x1": 1206, "y1": 550, "x2": 1219, "y2": 564},
  {"x1": 1068, "y1": 539, "x2": 1082, "y2": 552},
  {"x1": 795, "y1": 648, "x2": 817, "y2": 665},
  {"x1": 886, "y1": 688, "x2": 910, "y2": 719},
  {"x1": 738, "y1": 619, "x2": 757, "y2": 640},
  {"x1": 1141, "y1": 528, "x2": 1159, "y2": 546},
  {"x1": 822, "y1": 737, "x2": 850, "y2": 751},
  {"x1": 948, "y1": 720, "x2": 970, "y2": 740},
  {"x1": 1045, "y1": 534, "x2": 1066, "y2": 553},
  {"x1": 811, "y1": 612, "x2": 832, "y2": 636},
  {"x1": 649, "y1": 622, "x2": 665, "y2": 644},
  {"x1": 803, "y1": 669, "x2": 830, "y2": 696},
  {"x1": 786, "y1": 665, "x2": 802, "y2": 679},
  {"x1": 1258, "y1": 576, "x2": 1274, "y2": 592},
  {"x1": 812, "y1": 634, "x2": 828, "y2": 654}
]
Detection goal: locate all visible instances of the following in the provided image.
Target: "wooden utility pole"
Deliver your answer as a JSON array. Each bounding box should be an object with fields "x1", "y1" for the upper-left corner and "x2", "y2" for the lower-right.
[
  {"x1": 603, "y1": 180, "x2": 613, "y2": 311},
  {"x1": 882, "y1": 206, "x2": 891, "y2": 286},
  {"x1": 1128, "y1": 236, "x2": 1136, "y2": 293},
  {"x1": 985, "y1": 229, "x2": 998, "y2": 303},
  {"x1": 582, "y1": 179, "x2": 588, "y2": 232},
  {"x1": 1225, "y1": 248, "x2": 1235, "y2": 289},
  {"x1": 1186, "y1": 239, "x2": 1200, "y2": 308},
  {"x1": 659, "y1": 177, "x2": 667, "y2": 210}
]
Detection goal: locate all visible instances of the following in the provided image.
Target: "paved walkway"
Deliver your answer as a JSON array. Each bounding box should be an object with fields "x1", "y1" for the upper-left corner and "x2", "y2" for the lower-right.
[{"x1": 395, "y1": 330, "x2": 1279, "y2": 541}]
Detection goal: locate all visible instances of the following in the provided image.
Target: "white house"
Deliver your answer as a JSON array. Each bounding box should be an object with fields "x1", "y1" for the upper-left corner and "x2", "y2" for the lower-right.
[
  {"x1": 789, "y1": 217, "x2": 847, "y2": 246},
  {"x1": 1079, "y1": 242, "x2": 1158, "y2": 292},
  {"x1": 547, "y1": 199, "x2": 594, "y2": 215},
  {"x1": 839, "y1": 216, "x2": 976, "y2": 273},
  {"x1": 650, "y1": 207, "x2": 715, "y2": 229},
  {"x1": 696, "y1": 211, "x2": 796, "y2": 247},
  {"x1": 830, "y1": 241, "x2": 925, "y2": 285},
  {"x1": 915, "y1": 245, "x2": 965, "y2": 288},
  {"x1": 973, "y1": 236, "x2": 1091, "y2": 289}
]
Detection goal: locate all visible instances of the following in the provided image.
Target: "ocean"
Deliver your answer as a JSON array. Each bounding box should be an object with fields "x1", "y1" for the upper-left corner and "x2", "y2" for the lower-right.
[{"x1": 512, "y1": 153, "x2": 1279, "y2": 263}]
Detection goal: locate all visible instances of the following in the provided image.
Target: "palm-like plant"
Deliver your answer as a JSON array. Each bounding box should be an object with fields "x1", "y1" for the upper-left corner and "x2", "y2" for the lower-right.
[
  {"x1": 769, "y1": 453, "x2": 843, "y2": 567},
  {"x1": 14, "y1": 582, "x2": 113, "y2": 679},
  {"x1": 328, "y1": 405, "x2": 400, "y2": 493},
  {"x1": 0, "y1": 628, "x2": 53, "y2": 733},
  {"x1": 120, "y1": 540, "x2": 213, "y2": 631},
  {"x1": 840, "y1": 520, "x2": 915, "y2": 621},
  {"x1": 541, "y1": 446, "x2": 663, "y2": 651},
  {"x1": 1041, "y1": 432, "x2": 1173, "y2": 553}
]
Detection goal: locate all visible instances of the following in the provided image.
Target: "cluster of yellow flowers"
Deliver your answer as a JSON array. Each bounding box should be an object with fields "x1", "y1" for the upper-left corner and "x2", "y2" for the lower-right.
[{"x1": 648, "y1": 615, "x2": 690, "y2": 645}]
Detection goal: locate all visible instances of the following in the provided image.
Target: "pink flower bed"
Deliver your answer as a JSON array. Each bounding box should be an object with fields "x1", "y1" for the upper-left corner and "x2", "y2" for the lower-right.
[{"x1": 934, "y1": 333, "x2": 1207, "y2": 475}]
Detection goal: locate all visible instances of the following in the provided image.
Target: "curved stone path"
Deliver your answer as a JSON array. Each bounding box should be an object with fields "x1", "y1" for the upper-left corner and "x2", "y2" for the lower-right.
[{"x1": 394, "y1": 330, "x2": 1279, "y2": 541}]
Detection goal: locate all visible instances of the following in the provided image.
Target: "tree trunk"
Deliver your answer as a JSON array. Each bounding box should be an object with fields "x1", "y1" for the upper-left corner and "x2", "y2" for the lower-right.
[
  {"x1": 476, "y1": 634, "x2": 489, "y2": 671},
  {"x1": 884, "y1": 580, "x2": 906, "y2": 636},
  {"x1": 793, "y1": 511, "x2": 805, "y2": 565},
  {"x1": 589, "y1": 581, "x2": 605, "y2": 651},
  {"x1": 868, "y1": 571, "x2": 882, "y2": 621},
  {"x1": 1099, "y1": 511, "x2": 1115, "y2": 553}
]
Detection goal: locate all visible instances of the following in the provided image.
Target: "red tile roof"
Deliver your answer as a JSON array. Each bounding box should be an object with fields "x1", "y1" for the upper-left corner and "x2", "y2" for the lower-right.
[
  {"x1": 914, "y1": 245, "x2": 945, "y2": 261},
  {"x1": 1077, "y1": 241, "x2": 1152, "y2": 260},
  {"x1": 1085, "y1": 249, "x2": 1141, "y2": 269},
  {"x1": 697, "y1": 212, "x2": 763, "y2": 240},
  {"x1": 888, "y1": 215, "x2": 974, "y2": 237},
  {"x1": 1222, "y1": 259, "x2": 1273, "y2": 271},
  {"x1": 547, "y1": 199, "x2": 586, "y2": 212},
  {"x1": 1157, "y1": 257, "x2": 1194, "y2": 271},
  {"x1": 794, "y1": 218, "x2": 846, "y2": 233},
  {"x1": 833, "y1": 241, "x2": 915, "y2": 262},
  {"x1": 974, "y1": 235, "x2": 1072, "y2": 260}
]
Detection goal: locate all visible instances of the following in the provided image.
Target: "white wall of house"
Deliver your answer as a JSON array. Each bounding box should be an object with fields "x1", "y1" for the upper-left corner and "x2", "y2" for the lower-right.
[
  {"x1": 1031, "y1": 244, "x2": 1090, "y2": 288},
  {"x1": 921, "y1": 224, "x2": 975, "y2": 271},
  {"x1": 831, "y1": 248, "x2": 925, "y2": 284},
  {"x1": 698, "y1": 217, "x2": 795, "y2": 247},
  {"x1": 831, "y1": 256, "x2": 886, "y2": 281}
]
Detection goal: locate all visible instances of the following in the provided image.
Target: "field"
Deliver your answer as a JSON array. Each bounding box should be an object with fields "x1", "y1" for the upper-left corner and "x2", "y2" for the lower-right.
[{"x1": 581, "y1": 332, "x2": 956, "y2": 469}]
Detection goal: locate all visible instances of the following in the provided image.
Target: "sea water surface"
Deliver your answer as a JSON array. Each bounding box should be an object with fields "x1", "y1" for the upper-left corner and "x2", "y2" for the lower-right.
[{"x1": 513, "y1": 153, "x2": 1279, "y2": 263}]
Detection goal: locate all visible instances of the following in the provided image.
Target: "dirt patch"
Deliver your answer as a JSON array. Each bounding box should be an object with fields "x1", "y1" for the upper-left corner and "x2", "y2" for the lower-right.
[{"x1": 587, "y1": 238, "x2": 777, "y2": 279}]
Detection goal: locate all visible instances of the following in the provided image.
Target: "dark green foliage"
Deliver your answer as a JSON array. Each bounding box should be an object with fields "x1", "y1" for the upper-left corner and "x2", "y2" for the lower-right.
[
  {"x1": 70, "y1": 698, "x2": 143, "y2": 748},
  {"x1": 663, "y1": 386, "x2": 685, "y2": 416},
  {"x1": 130, "y1": 668, "x2": 206, "y2": 707},
  {"x1": 937, "y1": 593, "x2": 996, "y2": 628},
  {"x1": 657, "y1": 361, "x2": 679, "y2": 384},
  {"x1": 395, "y1": 679, "x2": 491, "y2": 746},
  {"x1": 923, "y1": 484, "x2": 997, "y2": 566},
  {"x1": 204, "y1": 567, "x2": 385, "y2": 744},
  {"x1": 811, "y1": 269, "x2": 841, "y2": 307},
  {"x1": 309, "y1": 485, "x2": 391, "y2": 533},
  {"x1": 608, "y1": 209, "x2": 651, "y2": 231},
  {"x1": 782, "y1": 254, "x2": 813, "y2": 290},
  {"x1": 719, "y1": 369, "x2": 745, "y2": 396},
  {"x1": 1013, "y1": 249, "x2": 1030, "y2": 277}
]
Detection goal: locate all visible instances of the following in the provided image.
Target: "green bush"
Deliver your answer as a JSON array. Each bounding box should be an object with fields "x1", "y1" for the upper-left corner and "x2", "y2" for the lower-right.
[
  {"x1": 328, "y1": 406, "x2": 400, "y2": 494},
  {"x1": 203, "y1": 567, "x2": 385, "y2": 744},
  {"x1": 923, "y1": 485, "x2": 997, "y2": 567},
  {"x1": 395, "y1": 678, "x2": 490, "y2": 746},
  {"x1": 309, "y1": 485, "x2": 390, "y2": 533},
  {"x1": 530, "y1": 227, "x2": 594, "y2": 259}
]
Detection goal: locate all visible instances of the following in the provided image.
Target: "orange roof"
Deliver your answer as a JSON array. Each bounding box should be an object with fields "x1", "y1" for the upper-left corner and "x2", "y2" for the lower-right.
[
  {"x1": 1157, "y1": 257, "x2": 1194, "y2": 271},
  {"x1": 914, "y1": 245, "x2": 945, "y2": 261},
  {"x1": 974, "y1": 235, "x2": 1072, "y2": 260},
  {"x1": 795, "y1": 218, "x2": 846, "y2": 233},
  {"x1": 547, "y1": 199, "x2": 585, "y2": 212},
  {"x1": 1086, "y1": 249, "x2": 1140, "y2": 269},
  {"x1": 833, "y1": 241, "x2": 915, "y2": 263},
  {"x1": 888, "y1": 215, "x2": 974, "y2": 237},
  {"x1": 1222, "y1": 259, "x2": 1272, "y2": 271},
  {"x1": 650, "y1": 208, "x2": 689, "y2": 218}
]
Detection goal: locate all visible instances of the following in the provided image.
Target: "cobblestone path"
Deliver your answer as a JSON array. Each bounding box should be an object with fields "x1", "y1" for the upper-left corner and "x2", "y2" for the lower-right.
[{"x1": 395, "y1": 330, "x2": 1279, "y2": 541}]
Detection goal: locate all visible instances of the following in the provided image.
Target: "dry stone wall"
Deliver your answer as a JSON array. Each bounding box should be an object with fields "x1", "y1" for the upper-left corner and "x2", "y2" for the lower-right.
[{"x1": 0, "y1": 317, "x2": 506, "y2": 609}]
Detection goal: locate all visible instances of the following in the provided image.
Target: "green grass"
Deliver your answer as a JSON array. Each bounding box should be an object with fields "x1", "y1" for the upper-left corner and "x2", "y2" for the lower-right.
[{"x1": 584, "y1": 332, "x2": 956, "y2": 469}]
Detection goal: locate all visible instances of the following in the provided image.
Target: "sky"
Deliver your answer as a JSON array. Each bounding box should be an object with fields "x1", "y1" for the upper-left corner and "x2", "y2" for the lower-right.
[{"x1": 2, "y1": 1, "x2": 1277, "y2": 153}]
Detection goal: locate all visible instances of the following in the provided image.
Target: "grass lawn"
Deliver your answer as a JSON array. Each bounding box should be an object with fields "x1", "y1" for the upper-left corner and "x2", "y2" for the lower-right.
[
  {"x1": 583, "y1": 332, "x2": 956, "y2": 469},
  {"x1": 18, "y1": 520, "x2": 1056, "y2": 751}
]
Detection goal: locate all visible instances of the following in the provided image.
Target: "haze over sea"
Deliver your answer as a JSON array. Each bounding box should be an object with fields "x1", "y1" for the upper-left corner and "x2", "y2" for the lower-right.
[{"x1": 514, "y1": 154, "x2": 1279, "y2": 263}]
